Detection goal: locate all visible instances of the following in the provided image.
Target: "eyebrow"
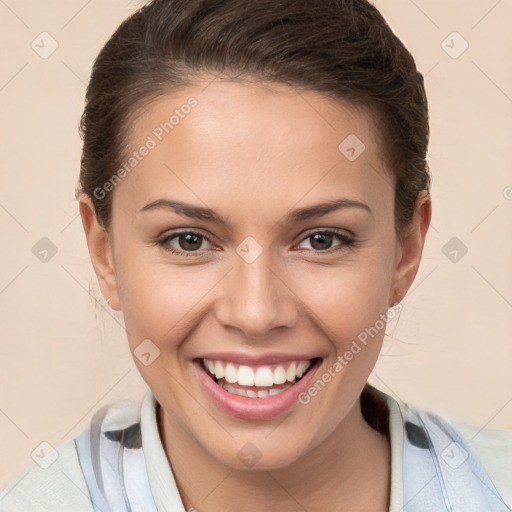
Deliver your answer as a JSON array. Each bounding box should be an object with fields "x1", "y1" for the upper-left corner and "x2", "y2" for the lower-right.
[{"x1": 138, "y1": 197, "x2": 372, "y2": 226}]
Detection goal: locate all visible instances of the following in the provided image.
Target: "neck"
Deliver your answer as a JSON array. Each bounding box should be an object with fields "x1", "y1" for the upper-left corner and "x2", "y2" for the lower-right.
[{"x1": 157, "y1": 391, "x2": 391, "y2": 512}]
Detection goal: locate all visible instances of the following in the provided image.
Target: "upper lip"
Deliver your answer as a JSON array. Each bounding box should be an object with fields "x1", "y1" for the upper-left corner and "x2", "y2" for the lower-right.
[{"x1": 196, "y1": 352, "x2": 319, "y2": 366}]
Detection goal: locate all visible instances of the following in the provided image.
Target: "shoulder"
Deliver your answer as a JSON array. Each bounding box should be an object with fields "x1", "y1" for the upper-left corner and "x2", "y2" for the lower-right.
[
  {"x1": 0, "y1": 437, "x2": 93, "y2": 512},
  {"x1": 451, "y1": 417, "x2": 512, "y2": 506}
]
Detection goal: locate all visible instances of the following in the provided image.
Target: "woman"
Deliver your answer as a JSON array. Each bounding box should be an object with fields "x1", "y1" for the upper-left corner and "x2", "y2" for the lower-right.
[{"x1": 1, "y1": 0, "x2": 511, "y2": 510}]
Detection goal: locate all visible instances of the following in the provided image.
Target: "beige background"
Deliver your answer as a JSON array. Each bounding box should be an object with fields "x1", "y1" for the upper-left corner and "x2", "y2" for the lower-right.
[{"x1": 1, "y1": 0, "x2": 511, "y2": 489}]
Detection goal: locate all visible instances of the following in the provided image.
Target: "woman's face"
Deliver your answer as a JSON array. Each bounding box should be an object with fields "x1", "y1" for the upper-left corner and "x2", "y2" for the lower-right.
[{"x1": 81, "y1": 77, "x2": 429, "y2": 470}]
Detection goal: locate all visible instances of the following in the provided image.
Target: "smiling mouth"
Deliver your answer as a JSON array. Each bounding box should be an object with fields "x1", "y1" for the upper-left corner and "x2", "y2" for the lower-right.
[{"x1": 198, "y1": 357, "x2": 322, "y2": 399}]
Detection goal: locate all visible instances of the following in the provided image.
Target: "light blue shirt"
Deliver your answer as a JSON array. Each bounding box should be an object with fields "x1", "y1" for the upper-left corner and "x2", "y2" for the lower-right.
[{"x1": 1, "y1": 384, "x2": 511, "y2": 511}]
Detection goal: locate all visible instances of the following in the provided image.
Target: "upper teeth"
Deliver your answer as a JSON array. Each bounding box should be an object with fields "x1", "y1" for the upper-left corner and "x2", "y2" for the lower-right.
[{"x1": 203, "y1": 359, "x2": 312, "y2": 387}]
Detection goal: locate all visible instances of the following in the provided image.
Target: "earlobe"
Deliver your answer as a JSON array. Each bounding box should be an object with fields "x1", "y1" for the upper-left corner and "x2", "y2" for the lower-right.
[
  {"x1": 389, "y1": 190, "x2": 432, "y2": 306},
  {"x1": 78, "y1": 193, "x2": 121, "y2": 310}
]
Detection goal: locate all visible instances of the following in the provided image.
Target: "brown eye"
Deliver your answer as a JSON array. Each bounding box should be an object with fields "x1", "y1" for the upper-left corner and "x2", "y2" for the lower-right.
[
  {"x1": 297, "y1": 230, "x2": 356, "y2": 252},
  {"x1": 176, "y1": 233, "x2": 203, "y2": 251},
  {"x1": 158, "y1": 231, "x2": 215, "y2": 257},
  {"x1": 309, "y1": 233, "x2": 334, "y2": 250}
]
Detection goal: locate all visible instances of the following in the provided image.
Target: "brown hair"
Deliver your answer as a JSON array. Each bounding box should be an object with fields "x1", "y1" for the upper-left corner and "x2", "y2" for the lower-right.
[{"x1": 76, "y1": 0, "x2": 431, "y2": 241}]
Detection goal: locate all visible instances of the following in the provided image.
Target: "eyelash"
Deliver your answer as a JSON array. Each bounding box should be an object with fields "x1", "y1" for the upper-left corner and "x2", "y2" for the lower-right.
[{"x1": 156, "y1": 229, "x2": 357, "y2": 257}]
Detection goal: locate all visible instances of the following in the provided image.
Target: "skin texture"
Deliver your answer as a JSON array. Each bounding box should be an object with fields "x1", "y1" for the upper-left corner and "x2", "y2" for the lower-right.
[{"x1": 79, "y1": 77, "x2": 431, "y2": 512}]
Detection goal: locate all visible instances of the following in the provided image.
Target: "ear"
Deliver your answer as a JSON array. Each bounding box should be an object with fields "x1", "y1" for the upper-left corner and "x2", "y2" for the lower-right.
[
  {"x1": 389, "y1": 190, "x2": 432, "y2": 306},
  {"x1": 78, "y1": 193, "x2": 121, "y2": 311}
]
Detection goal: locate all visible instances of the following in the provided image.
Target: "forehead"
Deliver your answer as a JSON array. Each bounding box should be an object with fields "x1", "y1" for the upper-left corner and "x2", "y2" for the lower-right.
[{"x1": 114, "y1": 78, "x2": 391, "y2": 219}]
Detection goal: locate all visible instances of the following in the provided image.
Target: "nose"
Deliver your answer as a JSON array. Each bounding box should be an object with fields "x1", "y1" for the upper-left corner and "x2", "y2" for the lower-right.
[{"x1": 214, "y1": 249, "x2": 298, "y2": 339}]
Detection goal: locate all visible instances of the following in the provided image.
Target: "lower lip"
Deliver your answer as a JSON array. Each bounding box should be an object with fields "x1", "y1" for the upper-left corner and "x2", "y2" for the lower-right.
[{"x1": 194, "y1": 359, "x2": 321, "y2": 421}]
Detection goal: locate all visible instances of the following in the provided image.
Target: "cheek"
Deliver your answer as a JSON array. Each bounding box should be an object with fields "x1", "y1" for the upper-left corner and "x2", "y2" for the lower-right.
[
  {"x1": 116, "y1": 253, "x2": 223, "y2": 349},
  {"x1": 116, "y1": 262, "x2": 213, "y2": 398},
  {"x1": 119, "y1": 269, "x2": 184, "y2": 335},
  {"x1": 292, "y1": 252, "x2": 394, "y2": 347}
]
